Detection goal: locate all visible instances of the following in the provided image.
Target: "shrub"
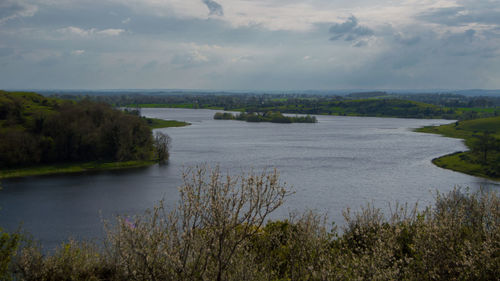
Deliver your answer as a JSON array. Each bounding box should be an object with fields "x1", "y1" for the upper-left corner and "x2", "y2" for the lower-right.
[{"x1": 9, "y1": 175, "x2": 500, "y2": 281}]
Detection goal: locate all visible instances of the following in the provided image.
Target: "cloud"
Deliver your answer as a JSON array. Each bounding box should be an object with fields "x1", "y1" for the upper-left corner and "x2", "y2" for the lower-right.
[
  {"x1": 201, "y1": 0, "x2": 223, "y2": 16},
  {"x1": 394, "y1": 33, "x2": 421, "y2": 46},
  {"x1": 96, "y1": 28, "x2": 125, "y2": 36},
  {"x1": 71, "y1": 49, "x2": 85, "y2": 56},
  {"x1": 417, "y1": 5, "x2": 500, "y2": 27},
  {"x1": 329, "y1": 15, "x2": 374, "y2": 45},
  {"x1": 58, "y1": 26, "x2": 91, "y2": 36},
  {"x1": 171, "y1": 50, "x2": 210, "y2": 67},
  {"x1": 0, "y1": 0, "x2": 37, "y2": 24},
  {"x1": 57, "y1": 26, "x2": 125, "y2": 37}
]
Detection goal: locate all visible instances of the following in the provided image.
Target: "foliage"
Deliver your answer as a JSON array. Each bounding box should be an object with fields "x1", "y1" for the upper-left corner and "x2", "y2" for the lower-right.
[
  {"x1": 8, "y1": 166, "x2": 500, "y2": 280},
  {"x1": 416, "y1": 116, "x2": 500, "y2": 179},
  {"x1": 154, "y1": 131, "x2": 172, "y2": 163},
  {"x1": 0, "y1": 228, "x2": 19, "y2": 280},
  {"x1": 146, "y1": 118, "x2": 190, "y2": 129},
  {"x1": 214, "y1": 111, "x2": 317, "y2": 123},
  {"x1": 0, "y1": 91, "x2": 156, "y2": 168}
]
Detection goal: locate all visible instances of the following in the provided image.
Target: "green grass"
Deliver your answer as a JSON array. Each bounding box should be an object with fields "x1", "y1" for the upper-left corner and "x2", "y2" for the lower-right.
[
  {"x1": 458, "y1": 107, "x2": 499, "y2": 113},
  {"x1": 416, "y1": 116, "x2": 500, "y2": 181},
  {"x1": 146, "y1": 118, "x2": 190, "y2": 129},
  {"x1": 430, "y1": 152, "x2": 499, "y2": 180},
  {"x1": 0, "y1": 160, "x2": 157, "y2": 179},
  {"x1": 416, "y1": 116, "x2": 500, "y2": 146}
]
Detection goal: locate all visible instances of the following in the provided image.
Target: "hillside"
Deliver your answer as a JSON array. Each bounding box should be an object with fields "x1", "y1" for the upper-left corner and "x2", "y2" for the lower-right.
[
  {"x1": 416, "y1": 116, "x2": 500, "y2": 179},
  {"x1": 0, "y1": 91, "x2": 161, "y2": 178}
]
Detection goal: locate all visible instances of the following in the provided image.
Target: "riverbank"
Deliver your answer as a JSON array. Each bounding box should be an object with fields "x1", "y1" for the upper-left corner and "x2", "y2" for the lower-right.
[
  {"x1": 0, "y1": 160, "x2": 156, "y2": 179},
  {"x1": 415, "y1": 116, "x2": 500, "y2": 181}
]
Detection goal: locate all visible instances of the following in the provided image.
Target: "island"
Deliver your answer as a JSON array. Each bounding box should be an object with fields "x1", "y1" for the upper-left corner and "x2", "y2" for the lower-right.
[{"x1": 213, "y1": 111, "x2": 317, "y2": 123}]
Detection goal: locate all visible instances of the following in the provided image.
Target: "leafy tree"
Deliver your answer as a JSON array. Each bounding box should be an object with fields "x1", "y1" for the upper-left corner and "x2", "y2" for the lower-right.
[
  {"x1": 471, "y1": 132, "x2": 497, "y2": 164},
  {"x1": 154, "y1": 131, "x2": 172, "y2": 163}
]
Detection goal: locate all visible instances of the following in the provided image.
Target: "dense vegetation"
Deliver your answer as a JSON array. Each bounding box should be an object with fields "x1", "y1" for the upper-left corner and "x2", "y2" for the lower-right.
[
  {"x1": 54, "y1": 91, "x2": 500, "y2": 120},
  {"x1": 416, "y1": 116, "x2": 500, "y2": 179},
  {"x1": 1, "y1": 167, "x2": 498, "y2": 280},
  {"x1": 0, "y1": 91, "x2": 173, "y2": 177},
  {"x1": 123, "y1": 95, "x2": 460, "y2": 119},
  {"x1": 214, "y1": 111, "x2": 317, "y2": 123}
]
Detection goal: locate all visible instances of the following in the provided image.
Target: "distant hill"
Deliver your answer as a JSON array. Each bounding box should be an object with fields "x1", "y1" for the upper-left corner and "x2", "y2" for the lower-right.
[{"x1": 346, "y1": 91, "x2": 388, "y2": 98}]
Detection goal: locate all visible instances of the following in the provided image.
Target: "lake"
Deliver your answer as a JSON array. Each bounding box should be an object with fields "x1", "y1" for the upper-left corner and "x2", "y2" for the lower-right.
[{"x1": 1, "y1": 108, "x2": 498, "y2": 250}]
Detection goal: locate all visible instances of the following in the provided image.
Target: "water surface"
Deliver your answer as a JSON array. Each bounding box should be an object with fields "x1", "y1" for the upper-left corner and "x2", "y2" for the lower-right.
[{"x1": 1, "y1": 108, "x2": 498, "y2": 249}]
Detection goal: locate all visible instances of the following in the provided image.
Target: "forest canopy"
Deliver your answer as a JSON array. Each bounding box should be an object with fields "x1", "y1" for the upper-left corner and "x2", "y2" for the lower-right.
[{"x1": 0, "y1": 91, "x2": 155, "y2": 168}]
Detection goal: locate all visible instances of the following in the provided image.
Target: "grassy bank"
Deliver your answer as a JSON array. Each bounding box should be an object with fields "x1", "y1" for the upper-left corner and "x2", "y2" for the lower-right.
[
  {"x1": 415, "y1": 116, "x2": 500, "y2": 180},
  {"x1": 146, "y1": 117, "x2": 190, "y2": 129},
  {"x1": 0, "y1": 160, "x2": 156, "y2": 179}
]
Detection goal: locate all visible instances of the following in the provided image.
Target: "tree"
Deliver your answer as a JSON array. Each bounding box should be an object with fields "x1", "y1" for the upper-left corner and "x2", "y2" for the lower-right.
[
  {"x1": 108, "y1": 166, "x2": 291, "y2": 281},
  {"x1": 154, "y1": 131, "x2": 172, "y2": 163},
  {"x1": 472, "y1": 132, "x2": 496, "y2": 164}
]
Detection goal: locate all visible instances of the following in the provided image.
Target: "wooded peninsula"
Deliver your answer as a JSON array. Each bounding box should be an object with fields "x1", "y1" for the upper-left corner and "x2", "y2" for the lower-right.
[{"x1": 0, "y1": 91, "x2": 188, "y2": 178}]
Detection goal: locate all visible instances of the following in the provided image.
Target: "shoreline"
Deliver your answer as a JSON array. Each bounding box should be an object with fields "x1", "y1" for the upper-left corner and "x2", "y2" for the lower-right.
[
  {"x1": 0, "y1": 116, "x2": 188, "y2": 179},
  {"x1": 415, "y1": 123, "x2": 500, "y2": 181},
  {"x1": 0, "y1": 160, "x2": 157, "y2": 179}
]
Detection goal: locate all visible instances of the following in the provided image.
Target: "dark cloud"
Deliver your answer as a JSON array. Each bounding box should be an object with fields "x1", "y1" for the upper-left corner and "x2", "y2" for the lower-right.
[
  {"x1": 417, "y1": 6, "x2": 500, "y2": 27},
  {"x1": 329, "y1": 16, "x2": 373, "y2": 45},
  {"x1": 202, "y1": 0, "x2": 224, "y2": 16},
  {"x1": 0, "y1": 0, "x2": 37, "y2": 23}
]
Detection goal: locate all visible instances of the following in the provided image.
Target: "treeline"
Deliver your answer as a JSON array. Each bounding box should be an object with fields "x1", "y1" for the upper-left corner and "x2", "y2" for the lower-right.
[
  {"x1": 395, "y1": 93, "x2": 500, "y2": 108},
  {"x1": 214, "y1": 111, "x2": 317, "y2": 123},
  {"x1": 52, "y1": 92, "x2": 500, "y2": 120},
  {"x1": 0, "y1": 91, "x2": 156, "y2": 168},
  {"x1": 1, "y1": 167, "x2": 498, "y2": 280}
]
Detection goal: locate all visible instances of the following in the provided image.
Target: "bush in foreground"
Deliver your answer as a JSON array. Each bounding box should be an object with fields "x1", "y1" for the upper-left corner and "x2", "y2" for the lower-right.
[{"x1": 8, "y1": 167, "x2": 500, "y2": 280}]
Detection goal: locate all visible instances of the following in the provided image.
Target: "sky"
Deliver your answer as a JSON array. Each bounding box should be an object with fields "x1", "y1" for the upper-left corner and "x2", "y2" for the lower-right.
[{"x1": 1, "y1": 0, "x2": 500, "y2": 90}]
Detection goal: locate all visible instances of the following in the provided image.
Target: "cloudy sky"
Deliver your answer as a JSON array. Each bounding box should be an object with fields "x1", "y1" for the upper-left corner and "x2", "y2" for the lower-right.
[{"x1": 1, "y1": 0, "x2": 499, "y2": 90}]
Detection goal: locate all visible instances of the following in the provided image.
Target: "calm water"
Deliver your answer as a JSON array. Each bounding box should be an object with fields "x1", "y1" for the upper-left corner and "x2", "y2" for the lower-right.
[{"x1": 1, "y1": 108, "x2": 498, "y2": 250}]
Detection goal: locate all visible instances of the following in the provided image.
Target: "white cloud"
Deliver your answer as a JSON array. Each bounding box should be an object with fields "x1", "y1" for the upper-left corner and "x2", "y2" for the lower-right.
[
  {"x1": 57, "y1": 26, "x2": 125, "y2": 37},
  {"x1": 96, "y1": 28, "x2": 125, "y2": 36},
  {"x1": 58, "y1": 26, "x2": 91, "y2": 37},
  {"x1": 71, "y1": 49, "x2": 85, "y2": 55}
]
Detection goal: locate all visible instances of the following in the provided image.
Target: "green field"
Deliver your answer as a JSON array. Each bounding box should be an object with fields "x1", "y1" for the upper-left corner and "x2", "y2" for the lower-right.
[
  {"x1": 416, "y1": 116, "x2": 500, "y2": 180},
  {"x1": 0, "y1": 160, "x2": 156, "y2": 179}
]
